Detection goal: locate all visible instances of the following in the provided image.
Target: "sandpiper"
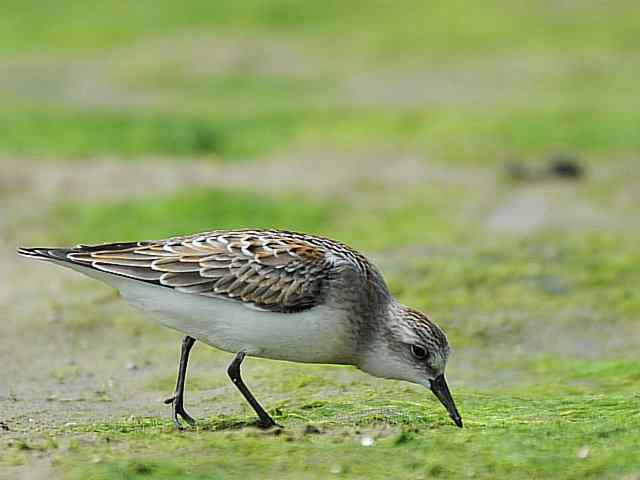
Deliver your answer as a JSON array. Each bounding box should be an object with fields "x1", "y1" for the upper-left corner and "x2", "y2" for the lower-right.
[{"x1": 18, "y1": 229, "x2": 462, "y2": 428}]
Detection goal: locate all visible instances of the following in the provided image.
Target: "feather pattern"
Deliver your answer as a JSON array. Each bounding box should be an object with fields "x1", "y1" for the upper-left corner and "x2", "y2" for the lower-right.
[{"x1": 54, "y1": 229, "x2": 374, "y2": 313}]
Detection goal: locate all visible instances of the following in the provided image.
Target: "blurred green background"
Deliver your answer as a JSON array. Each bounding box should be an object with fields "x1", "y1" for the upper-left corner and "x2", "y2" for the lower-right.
[{"x1": 1, "y1": 1, "x2": 639, "y2": 479}]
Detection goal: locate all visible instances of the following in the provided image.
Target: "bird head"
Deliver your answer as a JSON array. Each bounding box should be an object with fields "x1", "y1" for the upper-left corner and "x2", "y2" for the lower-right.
[{"x1": 357, "y1": 303, "x2": 463, "y2": 428}]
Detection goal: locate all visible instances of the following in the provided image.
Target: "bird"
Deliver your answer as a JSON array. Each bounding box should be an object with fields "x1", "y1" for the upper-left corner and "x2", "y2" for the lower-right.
[{"x1": 17, "y1": 228, "x2": 462, "y2": 429}]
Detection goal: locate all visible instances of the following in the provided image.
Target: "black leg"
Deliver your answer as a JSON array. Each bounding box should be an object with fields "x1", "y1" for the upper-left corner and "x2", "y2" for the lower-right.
[
  {"x1": 227, "y1": 352, "x2": 278, "y2": 429},
  {"x1": 164, "y1": 336, "x2": 196, "y2": 428}
]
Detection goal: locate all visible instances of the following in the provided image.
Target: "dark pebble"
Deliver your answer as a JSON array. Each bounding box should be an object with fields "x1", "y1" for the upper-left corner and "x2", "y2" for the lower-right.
[{"x1": 547, "y1": 154, "x2": 584, "y2": 179}]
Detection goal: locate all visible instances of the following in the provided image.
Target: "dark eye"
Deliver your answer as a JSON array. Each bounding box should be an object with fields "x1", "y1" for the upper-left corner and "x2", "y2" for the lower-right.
[{"x1": 410, "y1": 345, "x2": 428, "y2": 360}]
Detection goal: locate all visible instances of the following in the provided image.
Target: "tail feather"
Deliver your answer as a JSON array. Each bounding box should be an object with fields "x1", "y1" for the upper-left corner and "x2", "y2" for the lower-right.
[
  {"x1": 17, "y1": 247, "x2": 75, "y2": 261},
  {"x1": 18, "y1": 242, "x2": 164, "y2": 288},
  {"x1": 18, "y1": 241, "x2": 146, "y2": 262}
]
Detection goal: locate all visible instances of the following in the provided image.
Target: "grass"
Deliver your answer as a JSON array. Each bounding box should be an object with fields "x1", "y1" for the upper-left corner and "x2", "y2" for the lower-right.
[
  {"x1": 3, "y1": 1, "x2": 640, "y2": 478},
  {"x1": 1, "y1": 0, "x2": 639, "y2": 161},
  {"x1": 52, "y1": 188, "x2": 336, "y2": 243},
  {"x1": 5, "y1": 178, "x2": 632, "y2": 478},
  {"x1": 2, "y1": 0, "x2": 637, "y2": 58},
  {"x1": 16, "y1": 381, "x2": 640, "y2": 479},
  {"x1": 57, "y1": 396, "x2": 638, "y2": 479},
  {"x1": 2, "y1": 94, "x2": 640, "y2": 162},
  {"x1": 6, "y1": 342, "x2": 638, "y2": 478}
]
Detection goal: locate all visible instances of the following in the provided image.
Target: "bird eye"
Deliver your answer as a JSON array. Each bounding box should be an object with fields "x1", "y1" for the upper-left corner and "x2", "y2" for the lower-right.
[{"x1": 410, "y1": 345, "x2": 428, "y2": 360}]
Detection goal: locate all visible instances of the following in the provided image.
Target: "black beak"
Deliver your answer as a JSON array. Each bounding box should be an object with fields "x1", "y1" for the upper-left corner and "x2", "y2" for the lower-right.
[{"x1": 429, "y1": 374, "x2": 463, "y2": 428}]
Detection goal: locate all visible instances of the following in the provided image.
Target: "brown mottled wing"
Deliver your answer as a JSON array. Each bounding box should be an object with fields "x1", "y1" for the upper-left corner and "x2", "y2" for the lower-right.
[{"x1": 65, "y1": 231, "x2": 332, "y2": 313}]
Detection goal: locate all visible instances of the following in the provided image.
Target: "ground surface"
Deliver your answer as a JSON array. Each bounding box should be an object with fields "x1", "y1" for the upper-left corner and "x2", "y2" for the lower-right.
[{"x1": 1, "y1": 2, "x2": 639, "y2": 479}]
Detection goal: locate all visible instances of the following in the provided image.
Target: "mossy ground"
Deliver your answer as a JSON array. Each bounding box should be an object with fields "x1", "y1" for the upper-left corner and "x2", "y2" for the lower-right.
[{"x1": 1, "y1": 2, "x2": 639, "y2": 479}]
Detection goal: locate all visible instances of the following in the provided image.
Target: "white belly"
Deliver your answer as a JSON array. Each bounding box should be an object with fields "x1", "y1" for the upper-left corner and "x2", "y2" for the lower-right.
[{"x1": 72, "y1": 264, "x2": 354, "y2": 364}]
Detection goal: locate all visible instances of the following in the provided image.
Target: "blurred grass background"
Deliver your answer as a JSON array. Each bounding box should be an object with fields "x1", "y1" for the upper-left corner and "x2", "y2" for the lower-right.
[
  {"x1": 1, "y1": 0, "x2": 639, "y2": 160},
  {"x1": 1, "y1": 1, "x2": 639, "y2": 479}
]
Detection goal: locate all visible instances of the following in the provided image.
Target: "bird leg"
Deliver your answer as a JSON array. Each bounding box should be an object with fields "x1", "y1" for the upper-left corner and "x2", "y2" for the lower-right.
[
  {"x1": 227, "y1": 351, "x2": 278, "y2": 429},
  {"x1": 164, "y1": 335, "x2": 196, "y2": 428}
]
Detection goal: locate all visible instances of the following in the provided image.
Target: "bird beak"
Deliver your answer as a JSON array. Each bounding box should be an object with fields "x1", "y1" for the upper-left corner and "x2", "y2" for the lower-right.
[{"x1": 429, "y1": 374, "x2": 463, "y2": 428}]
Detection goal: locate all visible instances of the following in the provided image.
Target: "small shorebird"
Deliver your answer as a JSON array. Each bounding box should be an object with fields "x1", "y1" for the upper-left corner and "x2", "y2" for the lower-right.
[{"x1": 18, "y1": 229, "x2": 462, "y2": 428}]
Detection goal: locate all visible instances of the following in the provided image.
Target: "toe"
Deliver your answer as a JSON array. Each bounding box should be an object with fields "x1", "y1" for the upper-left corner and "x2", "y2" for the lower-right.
[
  {"x1": 178, "y1": 410, "x2": 196, "y2": 426},
  {"x1": 257, "y1": 418, "x2": 280, "y2": 429},
  {"x1": 171, "y1": 415, "x2": 184, "y2": 430}
]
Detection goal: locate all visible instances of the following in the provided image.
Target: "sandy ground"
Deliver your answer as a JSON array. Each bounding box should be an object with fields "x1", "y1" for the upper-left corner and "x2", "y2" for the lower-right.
[
  {"x1": 1, "y1": 153, "x2": 637, "y2": 478},
  {"x1": 0, "y1": 150, "x2": 491, "y2": 202}
]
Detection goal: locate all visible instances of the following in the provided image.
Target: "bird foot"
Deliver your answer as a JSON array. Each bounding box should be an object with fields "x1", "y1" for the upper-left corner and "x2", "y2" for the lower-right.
[
  {"x1": 164, "y1": 395, "x2": 196, "y2": 429},
  {"x1": 257, "y1": 417, "x2": 282, "y2": 430}
]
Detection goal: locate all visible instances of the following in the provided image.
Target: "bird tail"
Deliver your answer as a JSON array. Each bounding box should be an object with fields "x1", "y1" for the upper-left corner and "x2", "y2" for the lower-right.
[{"x1": 17, "y1": 246, "x2": 75, "y2": 262}]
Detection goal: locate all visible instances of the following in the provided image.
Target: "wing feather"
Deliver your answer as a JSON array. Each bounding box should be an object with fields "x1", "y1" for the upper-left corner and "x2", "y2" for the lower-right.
[
  {"x1": 53, "y1": 230, "x2": 344, "y2": 312},
  {"x1": 92, "y1": 263, "x2": 164, "y2": 281}
]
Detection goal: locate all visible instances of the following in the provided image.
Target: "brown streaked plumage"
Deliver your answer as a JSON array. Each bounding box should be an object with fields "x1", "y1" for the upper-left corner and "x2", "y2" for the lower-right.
[
  {"x1": 27, "y1": 230, "x2": 378, "y2": 311},
  {"x1": 18, "y1": 228, "x2": 462, "y2": 428}
]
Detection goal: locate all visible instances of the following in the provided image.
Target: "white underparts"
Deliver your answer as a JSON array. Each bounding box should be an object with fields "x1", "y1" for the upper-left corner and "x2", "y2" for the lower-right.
[{"x1": 61, "y1": 261, "x2": 356, "y2": 364}]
